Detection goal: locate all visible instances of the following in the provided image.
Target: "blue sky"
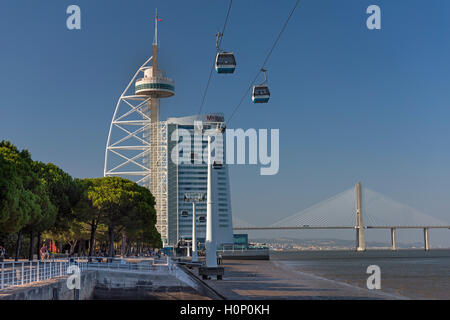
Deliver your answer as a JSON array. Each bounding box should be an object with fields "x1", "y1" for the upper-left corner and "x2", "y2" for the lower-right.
[{"x1": 1, "y1": 0, "x2": 450, "y2": 243}]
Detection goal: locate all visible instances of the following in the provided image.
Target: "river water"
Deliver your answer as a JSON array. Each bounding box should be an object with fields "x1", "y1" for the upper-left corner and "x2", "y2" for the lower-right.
[{"x1": 271, "y1": 249, "x2": 450, "y2": 299}]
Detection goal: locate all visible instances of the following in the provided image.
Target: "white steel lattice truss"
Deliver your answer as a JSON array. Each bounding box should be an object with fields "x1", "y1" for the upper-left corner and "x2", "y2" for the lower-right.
[{"x1": 104, "y1": 56, "x2": 168, "y2": 240}]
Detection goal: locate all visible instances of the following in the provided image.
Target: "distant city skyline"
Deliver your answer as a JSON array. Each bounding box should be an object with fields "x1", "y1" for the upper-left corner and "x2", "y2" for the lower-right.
[{"x1": 1, "y1": 1, "x2": 450, "y2": 245}]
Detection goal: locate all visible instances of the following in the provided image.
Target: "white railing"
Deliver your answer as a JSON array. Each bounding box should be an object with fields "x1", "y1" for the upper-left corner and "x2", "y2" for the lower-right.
[
  {"x1": 0, "y1": 256, "x2": 172, "y2": 291},
  {"x1": 0, "y1": 260, "x2": 88, "y2": 290}
]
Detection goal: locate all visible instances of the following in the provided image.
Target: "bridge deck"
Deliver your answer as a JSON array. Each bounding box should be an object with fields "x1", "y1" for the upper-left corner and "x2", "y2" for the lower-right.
[{"x1": 233, "y1": 226, "x2": 450, "y2": 230}]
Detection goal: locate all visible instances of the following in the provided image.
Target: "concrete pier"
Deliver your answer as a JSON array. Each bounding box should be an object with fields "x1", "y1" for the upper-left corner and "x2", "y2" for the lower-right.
[
  {"x1": 424, "y1": 228, "x2": 430, "y2": 251},
  {"x1": 0, "y1": 265, "x2": 208, "y2": 300},
  {"x1": 391, "y1": 228, "x2": 397, "y2": 251},
  {"x1": 355, "y1": 182, "x2": 366, "y2": 251}
]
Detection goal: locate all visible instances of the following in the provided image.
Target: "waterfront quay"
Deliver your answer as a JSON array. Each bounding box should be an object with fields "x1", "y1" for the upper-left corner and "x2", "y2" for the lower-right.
[{"x1": 181, "y1": 258, "x2": 397, "y2": 300}]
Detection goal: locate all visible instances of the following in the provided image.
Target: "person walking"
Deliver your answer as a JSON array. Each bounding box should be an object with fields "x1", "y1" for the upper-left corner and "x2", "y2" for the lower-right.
[{"x1": 40, "y1": 244, "x2": 48, "y2": 260}]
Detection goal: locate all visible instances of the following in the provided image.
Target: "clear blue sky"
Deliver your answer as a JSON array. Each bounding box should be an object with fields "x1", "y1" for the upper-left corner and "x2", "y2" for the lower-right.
[{"x1": 1, "y1": 1, "x2": 450, "y2": 240}]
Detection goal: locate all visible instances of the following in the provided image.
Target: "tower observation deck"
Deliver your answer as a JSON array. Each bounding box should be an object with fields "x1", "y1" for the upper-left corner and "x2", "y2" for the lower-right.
[{"x1": 104, "y1": 10, "x2": 175, "y2": 243}]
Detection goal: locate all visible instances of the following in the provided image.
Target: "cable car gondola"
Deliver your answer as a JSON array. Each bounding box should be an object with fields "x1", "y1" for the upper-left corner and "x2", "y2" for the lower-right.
[
  {"x1": 180, "y1": 210, "x2": 188, "y2": 218},
  {"x1": 215, "y1": 32, "x2": 236, "y2": 74},
  {"x1": 198, "y1": 216, "x2": 206, "y2": 223},
  {"x1": 215, "y1": 52, "x2": 236, "y2": 74},
  {"x1": 252, "y1": 69, "x2": 270, "y2": 103},
  {"x1": 216, "y1": 123, "x2": 226, "y2": 134},
  {"x1": 213, "y1": 161, "x2": 223, "y2": 170}
]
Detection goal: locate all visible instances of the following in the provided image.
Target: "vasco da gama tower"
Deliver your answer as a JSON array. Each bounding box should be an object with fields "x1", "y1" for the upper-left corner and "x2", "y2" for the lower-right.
[{"x1": 104, "y1": 14, "x2": 234, "y2": 247}]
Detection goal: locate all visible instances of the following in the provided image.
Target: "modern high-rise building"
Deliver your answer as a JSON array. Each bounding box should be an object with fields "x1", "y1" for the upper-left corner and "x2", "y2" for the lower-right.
[
  {"x1": 104, "y1": 13, "x2": 233, "y2": 248},
  {"x1": 165, "y1": 113, "x2": 234, "y2": 247}
]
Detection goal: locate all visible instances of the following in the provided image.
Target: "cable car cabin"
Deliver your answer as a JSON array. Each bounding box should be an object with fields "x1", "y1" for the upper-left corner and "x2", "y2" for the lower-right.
[
  {"x1": 215, "y1": 52, "x2": 236, "y2": 74},
  {"x1": 198, "y1": 216, "x2": 206, "y2": 223},
  {"x1": 252, "y1": 85, "x2": 270, "y2": 103},
  {"x1": 213, "y1": 161, "x2": 223, "y2": 169},
  {"x1": 180, "y1": 210, "x2": 188, "y2": 218},
  {"x1": 216, "y1": 123, "x2": 226, "y2": 133}
]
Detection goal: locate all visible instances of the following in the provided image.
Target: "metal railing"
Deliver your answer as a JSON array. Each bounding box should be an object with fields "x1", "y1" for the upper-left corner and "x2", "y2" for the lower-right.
[
  {"x1": 0, "y1": 260, "x2": 88, "y2": 290},
  {"x1": 0, "y1": 256, "x2": 172, "y2": 291}
]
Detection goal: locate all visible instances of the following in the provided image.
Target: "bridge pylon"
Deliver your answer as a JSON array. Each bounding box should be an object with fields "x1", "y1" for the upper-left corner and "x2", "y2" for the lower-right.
[{"x1": 355, "y1": 182, "x2": 366, "y2": 251}]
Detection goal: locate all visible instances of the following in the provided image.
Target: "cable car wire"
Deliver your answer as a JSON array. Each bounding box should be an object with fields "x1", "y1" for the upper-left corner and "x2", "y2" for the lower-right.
[
  {"x1": 196, "y1": 0, "x2": 233, "y2": 118},
  {"x1": 227, "y1": 0, "x2": 300, "y2": 124}
]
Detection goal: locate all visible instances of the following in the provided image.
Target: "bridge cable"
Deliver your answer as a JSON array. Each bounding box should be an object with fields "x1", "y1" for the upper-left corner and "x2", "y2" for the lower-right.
[
  {"x1": 196, "y1": 0, "x2": 233, "y2": 118},
  {"x1": 226, "y1": 0, "x2": 301, "y2": 125}
]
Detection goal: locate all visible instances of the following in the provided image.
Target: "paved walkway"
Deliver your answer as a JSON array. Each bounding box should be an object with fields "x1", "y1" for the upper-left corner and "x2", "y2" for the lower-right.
[{"x1": 190, "y1": 259, "x2": 404, "y2": 300}]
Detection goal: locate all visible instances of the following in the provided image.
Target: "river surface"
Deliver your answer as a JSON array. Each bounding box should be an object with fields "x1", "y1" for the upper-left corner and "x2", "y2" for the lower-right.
[{"x1": 271, "y1": 249, "x2": 450, "y2": 299}]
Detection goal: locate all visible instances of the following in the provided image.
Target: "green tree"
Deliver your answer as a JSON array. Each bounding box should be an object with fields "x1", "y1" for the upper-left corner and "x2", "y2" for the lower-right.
[
  {"x1": 33, "y1": 162, "x2": 80, "y2": 259},
  {"x1": 0, "y1": 141, "x2": 45, "y2": 260},
  {"x1": 83, "y1": 177, "x2": 160, "y2": 258}
]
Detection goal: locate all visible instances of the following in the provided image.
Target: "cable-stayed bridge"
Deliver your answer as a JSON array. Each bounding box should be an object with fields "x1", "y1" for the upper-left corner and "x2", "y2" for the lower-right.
[{"x1": 233, "y1": 182, "x2": 450, "y2": 250}]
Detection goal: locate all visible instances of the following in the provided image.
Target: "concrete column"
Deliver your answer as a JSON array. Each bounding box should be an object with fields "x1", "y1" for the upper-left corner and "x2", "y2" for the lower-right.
[
  {"x1": 192, "y1": 202, "x2": 198, "y2": 262},
  {"x1": 355, "y1": 182, "x2": 366, "y2": 251},
  {"x1": 391, "y1": 228, "x2": 397, "y2": 251},
  {"x1": 205, "y1": 136, "x2": 217, "y2": 268},
  {"x1": 424, "y1": 228, "x2": 430, "y2": 251}
]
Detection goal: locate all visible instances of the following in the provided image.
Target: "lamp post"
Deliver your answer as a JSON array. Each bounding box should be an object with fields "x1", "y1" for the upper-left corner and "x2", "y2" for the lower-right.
[
  {"x1": 184, "y1": 192, "x2": 205, "y2": 262},
  {"x1": 205, "y1": 135, "x2": 217, "y2": 268},
  {"x1": 194, "y1": 121, "x2": 225, "y2": 268}
]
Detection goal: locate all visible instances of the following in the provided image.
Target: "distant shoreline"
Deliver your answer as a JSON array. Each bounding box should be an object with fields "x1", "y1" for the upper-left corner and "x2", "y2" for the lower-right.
[{"x1": 270, "y1": 248, "x2": 450, "y2": 260}]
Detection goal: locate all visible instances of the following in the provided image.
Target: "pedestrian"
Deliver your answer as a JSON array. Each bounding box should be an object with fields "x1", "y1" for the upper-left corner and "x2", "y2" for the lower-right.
[{"x1": 40, "y1": 244, "x2": 48, "y2": 260}]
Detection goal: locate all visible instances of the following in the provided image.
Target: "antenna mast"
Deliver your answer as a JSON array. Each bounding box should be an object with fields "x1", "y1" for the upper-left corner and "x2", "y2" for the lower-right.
[{"x1": 154, "y1": 8, "x2": 158, "y2": 45}]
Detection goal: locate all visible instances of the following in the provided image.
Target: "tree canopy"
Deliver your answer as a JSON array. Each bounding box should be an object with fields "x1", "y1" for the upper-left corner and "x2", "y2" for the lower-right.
[{"x1": 0, "y1": 140, "x2": 161, "y2": 259}]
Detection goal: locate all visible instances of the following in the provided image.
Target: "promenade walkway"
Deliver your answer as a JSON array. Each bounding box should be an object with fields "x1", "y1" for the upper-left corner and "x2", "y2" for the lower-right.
[{"x1": 188, "y1": 259, "x2": 404, "y2": 300}]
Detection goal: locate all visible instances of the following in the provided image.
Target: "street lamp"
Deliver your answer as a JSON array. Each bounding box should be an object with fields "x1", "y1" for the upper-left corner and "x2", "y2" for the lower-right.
[{"x1": 184, "y1": 192, "x2": 206, "y2": 262}]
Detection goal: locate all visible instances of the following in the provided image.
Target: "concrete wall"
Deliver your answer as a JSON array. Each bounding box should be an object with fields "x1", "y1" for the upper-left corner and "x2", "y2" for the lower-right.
[
  {"x1": 0, "y1": 266, "x2": 207, "y2": 300},
  {"x1": 92, "y1": 270, "x2": 200, "y2": 299},
  {"x1": 0, "y1": 271, "x2": 96, "y2": 300}
]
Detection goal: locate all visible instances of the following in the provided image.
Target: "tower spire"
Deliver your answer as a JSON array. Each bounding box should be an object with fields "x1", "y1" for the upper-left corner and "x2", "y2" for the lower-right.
[{"x1": 154, "y1": 8, "x2": 158, "y2": 45}]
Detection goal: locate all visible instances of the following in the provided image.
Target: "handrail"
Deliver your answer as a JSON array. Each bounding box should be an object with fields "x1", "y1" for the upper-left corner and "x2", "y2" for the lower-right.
[{"x1": 0, "y1": 256, "x2": 172, "y2": 291}]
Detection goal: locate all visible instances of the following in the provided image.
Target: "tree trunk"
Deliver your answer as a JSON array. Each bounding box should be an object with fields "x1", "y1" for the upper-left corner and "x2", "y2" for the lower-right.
[
  {"x1": 79, "y1": 239, "x2": 85, "y2": 256},
  {"x1": 28, "y1": 229, "x2": 35, "y2": 261},
  {"x1": 77, "y1": 239, "x2": 82, "y2": 257},
  {"x1": 121, "y1": 232, "x2": 126, "y2": 257},
  {"x1": 36, "y1": 232, "x2": 41, "y2": 260},
  {"x1": 108, "y1": 225, "x2": 114, "y2": 260},
  {"x1": 15, "y1": 230, "x2": 22, "y2": 261},
  {"x1": 69, "y1": 240, "x2": 78, "y2": 255},
  {"x1": 88, "y1": 220, "x2": 97, "y2": 261}
]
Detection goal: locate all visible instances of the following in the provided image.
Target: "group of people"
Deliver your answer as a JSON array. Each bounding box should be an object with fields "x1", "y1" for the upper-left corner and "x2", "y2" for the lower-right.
[{"x1": 0, "y1": 244, "x2": 50, "y2": 261}]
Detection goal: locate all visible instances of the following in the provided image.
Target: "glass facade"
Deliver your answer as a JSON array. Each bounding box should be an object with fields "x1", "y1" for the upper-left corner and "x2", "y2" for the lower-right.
[{"x1": 165, "y1": 114, "x2": 234, "y2": 246}]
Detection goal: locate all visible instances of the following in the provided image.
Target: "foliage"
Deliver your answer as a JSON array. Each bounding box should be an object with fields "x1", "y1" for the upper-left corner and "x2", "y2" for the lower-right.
[{"x1": 0, "y1": 141, "x2": 161, "y2": 259}]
